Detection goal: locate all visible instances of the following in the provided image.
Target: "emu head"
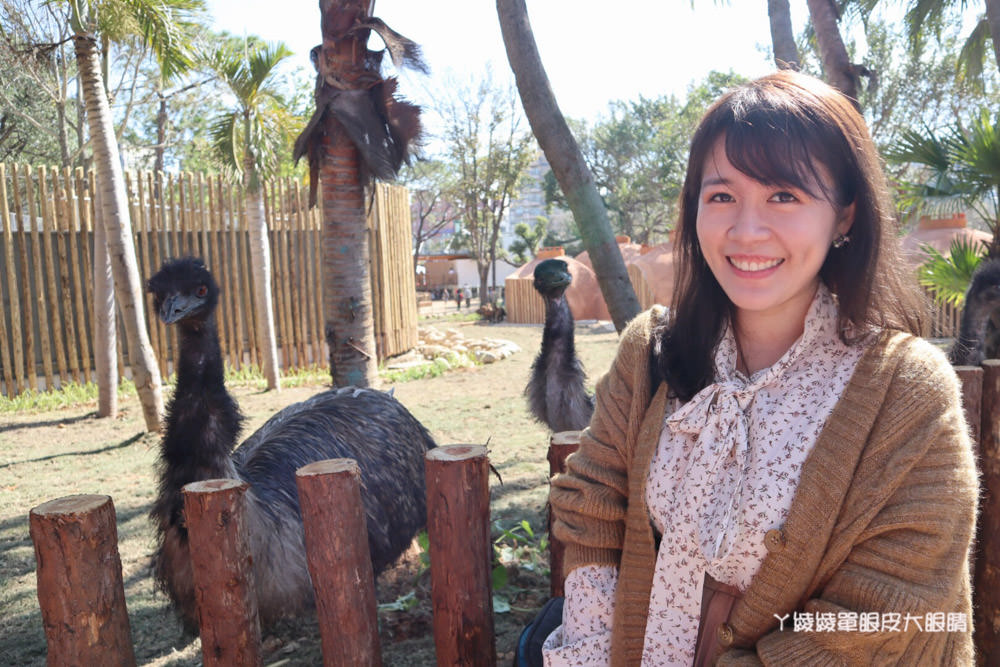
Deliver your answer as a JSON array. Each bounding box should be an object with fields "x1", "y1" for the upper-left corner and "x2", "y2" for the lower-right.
[
  {"x1": 533, "y1": 259, "x2": 572, "y2": 300},
  {"x1": 966, "y1": 259, "x2": 1000, "y2": 315},
  {"x1": 146, "y1": 257, "x2": 220, "y2": 326}
]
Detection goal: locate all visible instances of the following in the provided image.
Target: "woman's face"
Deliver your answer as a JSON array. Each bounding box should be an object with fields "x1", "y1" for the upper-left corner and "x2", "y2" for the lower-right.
[{"x1": 695, "y1": 137, "x2": 853, "y2": 329}]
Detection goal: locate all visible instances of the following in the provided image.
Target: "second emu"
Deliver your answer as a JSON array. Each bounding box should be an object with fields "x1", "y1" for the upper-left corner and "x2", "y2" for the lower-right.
[
  {"x1": 146, "y1": 257, "x2": 437, "y2": 632},
  {"x1": 525, "y1": 258, "x2": 595, "y2": 432}
]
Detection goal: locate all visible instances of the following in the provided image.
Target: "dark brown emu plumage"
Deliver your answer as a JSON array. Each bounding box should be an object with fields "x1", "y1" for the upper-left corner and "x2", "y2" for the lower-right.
[
  {"x1": 950, "y1": 258, "x2": 1000, "y2": 366},
  {"x1": 146, "y1": 257, "x2": 436, "y2": 633},
  {"x1": 525, "y1": 259, "x2": 595, "y2": 432}
]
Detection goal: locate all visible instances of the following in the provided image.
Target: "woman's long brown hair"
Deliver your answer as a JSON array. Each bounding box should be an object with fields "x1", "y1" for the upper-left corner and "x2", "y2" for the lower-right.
[{"x1": 653, "y1": 71, "x2": 926, "y2": 401}]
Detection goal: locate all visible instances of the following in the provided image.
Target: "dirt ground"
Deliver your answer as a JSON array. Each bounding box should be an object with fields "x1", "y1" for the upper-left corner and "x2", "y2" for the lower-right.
[{"x1": 0, "y1": 312, "x2": 619, "y2": 666}]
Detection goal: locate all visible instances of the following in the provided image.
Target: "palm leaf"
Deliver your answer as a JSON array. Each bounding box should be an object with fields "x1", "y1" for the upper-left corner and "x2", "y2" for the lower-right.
[
  {"x1": 918, "y1": 236, "x2": 987, "y2": 306},
  {"x1": 208, "y1": 111, "x2": 241, "y2": 176}
]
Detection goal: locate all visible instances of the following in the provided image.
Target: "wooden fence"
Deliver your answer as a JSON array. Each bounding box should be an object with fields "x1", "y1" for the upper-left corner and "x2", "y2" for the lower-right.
[{"x1": 0, "y1": 164, "x2": 417, "y2": 397}]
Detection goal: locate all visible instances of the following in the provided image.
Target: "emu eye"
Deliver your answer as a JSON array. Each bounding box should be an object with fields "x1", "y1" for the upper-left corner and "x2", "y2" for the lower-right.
[{"x1": 196, "y1": 285, "x2": 208, "y2": 298}]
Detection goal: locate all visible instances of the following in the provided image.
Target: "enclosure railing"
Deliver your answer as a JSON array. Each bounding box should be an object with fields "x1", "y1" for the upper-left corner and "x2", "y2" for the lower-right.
[{"x1": 0, "y1": 164, "x2": 417, "y2": 397}]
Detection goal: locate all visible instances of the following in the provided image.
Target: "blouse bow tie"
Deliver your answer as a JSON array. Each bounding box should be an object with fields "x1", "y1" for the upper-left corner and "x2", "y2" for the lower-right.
[{"x1": 666, "y1": 379, "x2": 757, "y2": 562}]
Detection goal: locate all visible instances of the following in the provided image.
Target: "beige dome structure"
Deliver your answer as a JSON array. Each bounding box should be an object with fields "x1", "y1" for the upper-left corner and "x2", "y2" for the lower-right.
[
  {"x1": 505, "y1": 247, "x2": 611, "y2": 323},
  {"x1": 627, "y1": 241, "x2": 677, "y2": 310},
  {"x1": 900, "y1": 213, "x2": 990, "y2": 271},
  {"x1": 575, "y1": 235, "x2": 647, "y2": 272}
]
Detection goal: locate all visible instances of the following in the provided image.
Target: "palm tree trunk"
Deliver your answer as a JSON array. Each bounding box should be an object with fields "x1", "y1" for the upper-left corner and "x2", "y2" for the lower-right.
[
  {"x1": 75, "y1": 33, "x2": 163, "y2": 431},
  {"x1": 768, "y1": 0, "x2": 800, "y2": 69},
  {"x1": 986, "y1": 0, "x2": 1000, "y2": 75},
  {"x1": 92, "y1": 185, "x2": 117, "y2": 418},
  {"x1": 805, "y1": 0, "x2": 859, "y2": 102},
  {"x1": 496, "y1": 0, "x2": 640, "y2": 332},
  {"x1": 245, "y1": 167, "x2": 280, "y2": 390},
  {"x1": 317, "y1": 0, "x2": 378, "y2": 387}
]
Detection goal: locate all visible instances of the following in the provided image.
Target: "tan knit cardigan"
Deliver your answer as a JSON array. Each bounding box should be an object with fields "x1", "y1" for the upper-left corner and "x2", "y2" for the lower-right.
[{"x1": 550, "y1": 308, "x2": 978, "y2": 665}]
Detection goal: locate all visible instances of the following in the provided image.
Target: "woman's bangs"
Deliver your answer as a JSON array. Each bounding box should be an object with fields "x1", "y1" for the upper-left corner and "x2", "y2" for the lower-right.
[{"x1": 722, "y1": 112, "x2": 834, "y2": 202}]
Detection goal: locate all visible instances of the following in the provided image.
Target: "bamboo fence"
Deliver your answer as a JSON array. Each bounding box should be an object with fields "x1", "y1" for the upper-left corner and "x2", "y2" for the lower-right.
[{"x1": 0, "y1": 164, "x2": 417, "y2": 397}]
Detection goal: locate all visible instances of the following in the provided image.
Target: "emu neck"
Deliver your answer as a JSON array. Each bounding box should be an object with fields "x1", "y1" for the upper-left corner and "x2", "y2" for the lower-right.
[
  {"x1": 162, "y1": 314, "x2": 241, "y2": 470},
  {"x1": 543, "y1": 293, "x2": 574, "y2": 338},
  {"x1": 175, "y1": 316, "x2": 226, "y2": 393}
]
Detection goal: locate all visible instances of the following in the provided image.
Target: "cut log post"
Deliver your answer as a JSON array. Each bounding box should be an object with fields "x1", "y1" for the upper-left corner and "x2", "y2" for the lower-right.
[
  {"x1": 182, "y1": 479, "x2": 261, "y2": 667},
  {"x1": 975, "y1": 360, "x2": 1000, "y2": 662},
  {"x1": 426, "y1": 445, "x2": 495, "y2": 666},
  {"x1": 955, "y1": 366, "x2": 983, "y2": 451},
  {"x1": 295, "y1": 459, "x2": 381, "y2": 667},
  {"x1": 547, "y1": 431, "x2": 581, "y2": 598},
  {"x1": 29, "y1": 494, "x2": 135, "y2": 667}
]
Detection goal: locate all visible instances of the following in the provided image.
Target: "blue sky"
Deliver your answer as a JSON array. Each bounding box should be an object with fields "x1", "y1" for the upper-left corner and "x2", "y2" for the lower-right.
[{"x1": 203, "y1": 1, "x2": 811, "y2": 123}]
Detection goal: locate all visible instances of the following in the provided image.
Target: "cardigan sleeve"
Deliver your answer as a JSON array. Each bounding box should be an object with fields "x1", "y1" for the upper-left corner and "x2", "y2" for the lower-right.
[
  {"x1": 721, "y1": 338, "x2": 979, "y2": 665},
  {"x1": 548, "y1": 309, "x2": 659, "y2": 574}
]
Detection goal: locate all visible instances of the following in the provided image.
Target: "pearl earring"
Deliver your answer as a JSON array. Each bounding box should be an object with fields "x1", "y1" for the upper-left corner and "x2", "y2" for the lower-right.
[{"x1": 832, "y1": 234, "x2": 851, "y2": 249}]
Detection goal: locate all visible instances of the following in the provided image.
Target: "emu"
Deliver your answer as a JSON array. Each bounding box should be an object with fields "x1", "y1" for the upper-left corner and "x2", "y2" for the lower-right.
[
  {"x1": 525, "y1": 258, "x2": 595, "y2": 432},
  {"x1": 146, "y1": 257, "x2": 436, "y2": 632},
  {"x1": 949, "y1": 258, "x2": 1000, "y2": 366}
]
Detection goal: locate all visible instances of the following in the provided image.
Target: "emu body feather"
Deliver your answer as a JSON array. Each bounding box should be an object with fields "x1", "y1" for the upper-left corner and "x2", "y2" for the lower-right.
[{"x1": 147, "y1": 257, "x2": 436, "y2": 632}]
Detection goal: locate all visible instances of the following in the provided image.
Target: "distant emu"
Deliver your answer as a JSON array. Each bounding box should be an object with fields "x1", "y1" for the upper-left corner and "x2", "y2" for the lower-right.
[
  {"x1": 146, "y1": 257, "x2": 436, "y2": 632},
  {"x1": 950, "y1": 258, "x2": 1000, "y2": 366},
  {"x1": 525, "y1": 258, "x2": 595, "y2": 432}
]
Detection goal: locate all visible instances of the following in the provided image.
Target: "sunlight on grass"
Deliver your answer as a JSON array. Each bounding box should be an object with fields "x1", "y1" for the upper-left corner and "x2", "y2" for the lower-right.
[{"x1": 0, "y1": 355, "x2": 485, "y2": 413}]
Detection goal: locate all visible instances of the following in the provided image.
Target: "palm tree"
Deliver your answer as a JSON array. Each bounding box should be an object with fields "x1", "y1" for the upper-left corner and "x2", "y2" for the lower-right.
[
  {"x1": 63, "y1": 0, "x2": 200, "y2": 431},
  {"x1": 208, "y1": 40, "x2": 294, "y2": 390},
  {"x1": 768, "y1": 0, "x2": 801, "y2": 69},
  {"x1": 296, "y1": 1, "x2": 423, "y2": 387},
  {"x1": 888, "y1": 110, "x2": 1000, "y2": 253},
  {"x1": 806, "y1": 0, "x2": 866, "y2": 102},
  {"x1": 844, "y1": 0, "x2": 1000, "y2": 81}
]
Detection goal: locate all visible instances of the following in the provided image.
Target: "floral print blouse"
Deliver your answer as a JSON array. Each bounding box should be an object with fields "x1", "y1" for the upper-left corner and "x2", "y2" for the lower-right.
[{"x1": 543, "y1": 285, "x2": 869, "y2": 665}]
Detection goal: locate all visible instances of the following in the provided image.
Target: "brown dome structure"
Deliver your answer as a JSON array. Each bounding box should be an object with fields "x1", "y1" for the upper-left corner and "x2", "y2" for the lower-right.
[
  {"x1": 575, "y1": 235, "x2": 647, "y2": 272},
  {"x1": 627, "y1": 241, "x2": 677, "y2": 310}
]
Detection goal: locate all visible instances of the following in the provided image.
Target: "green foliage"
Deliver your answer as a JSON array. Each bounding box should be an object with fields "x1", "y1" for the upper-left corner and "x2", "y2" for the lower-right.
[
  {"x1": 206, "y1": 39, "x2": 297, "y2": 187},
  {"x1": 0, "y1": 377, "x2": 135, "y2": 413},
  {"x1": 918, "y1": 237, "x2": 988, "y2": 306},
  {"x1": 887, "y1": 109, "x2": 1000, "y2": 238},
  {"x1": 508, "y1": 217, "x2": 548, "y2": 265},
  {"x1": 491, "y1": 519, "x2": 549, "y2": 613}
]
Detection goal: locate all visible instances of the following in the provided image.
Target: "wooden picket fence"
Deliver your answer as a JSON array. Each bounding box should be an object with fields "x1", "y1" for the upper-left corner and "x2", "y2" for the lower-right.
[{"x1": 0, "y1": 164, "x2": 417, "y2": 397}]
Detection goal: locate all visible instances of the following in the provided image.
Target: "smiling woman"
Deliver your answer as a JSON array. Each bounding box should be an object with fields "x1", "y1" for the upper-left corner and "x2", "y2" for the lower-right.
[{"x1": 541, "y1": 71, "x2": 979, "y2": 666}]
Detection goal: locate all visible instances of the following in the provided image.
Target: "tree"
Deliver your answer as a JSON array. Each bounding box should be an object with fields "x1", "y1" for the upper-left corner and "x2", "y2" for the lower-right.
[
  {"x1": 768, "y1": 0, "x2": 800, "y2": 68},
  {"x1": 541, "y1": 72, "x2": 746, "y2": 245},
  {"x1": 62, "y1": 0, "x2": 201, "y2": 431},
  {"x1": 208, "y1": 40, "x2": 297, "y2": 391},
  {"x1": 398, "y1": 159, "x2": 461, "y2": 269},
  {"x1": 806, "y1": 0, "x2": 868, "y2": 102},
  {"x1": 508, "y1": 217, "x2": 547, "y2": 265},
  {"x1": 437, "y1": 71, "x2": 535, "y2": 307},
  {"x1": 297, "y1": 0, "x2": 423, "y2": 387},
  {"x1": 497, "y1": 0, "x2": 641, "y2": 332}
]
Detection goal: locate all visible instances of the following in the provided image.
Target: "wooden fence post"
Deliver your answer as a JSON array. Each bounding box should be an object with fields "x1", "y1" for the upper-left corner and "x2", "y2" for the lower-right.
[
  {"x1": 296, "y1": 459, "x2": 382, "y2": 667},
  {"x1": 29, "y1": 494, "x2": 135, "y2": 666},
  {"x1": 547, "y1": 431, "x2": 581, "y2": 598},
  {"x1": 976, "y1": 360, "x2": 1000, "y2": 662},
  {"x1": 182, "y1": 479, "x2": 261, "y2": 667},
  {"x1": 426, "y1": 445, "x2": 495, "y2": 666}
]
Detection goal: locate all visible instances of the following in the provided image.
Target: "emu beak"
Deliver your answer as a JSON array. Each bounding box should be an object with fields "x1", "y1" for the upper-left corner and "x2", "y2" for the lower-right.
[{"x1": 160, "y1": 294, "x2": 202, "y2": 324}]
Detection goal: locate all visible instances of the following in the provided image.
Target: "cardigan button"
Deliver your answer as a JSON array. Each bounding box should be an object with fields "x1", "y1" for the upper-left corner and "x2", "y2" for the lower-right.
[
  {"x1": 764, "y1": 528, "x2": 786, "y2": 552},
  {"x1": 717, "y1": 623, "x2": 734, "y2": 646}
]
